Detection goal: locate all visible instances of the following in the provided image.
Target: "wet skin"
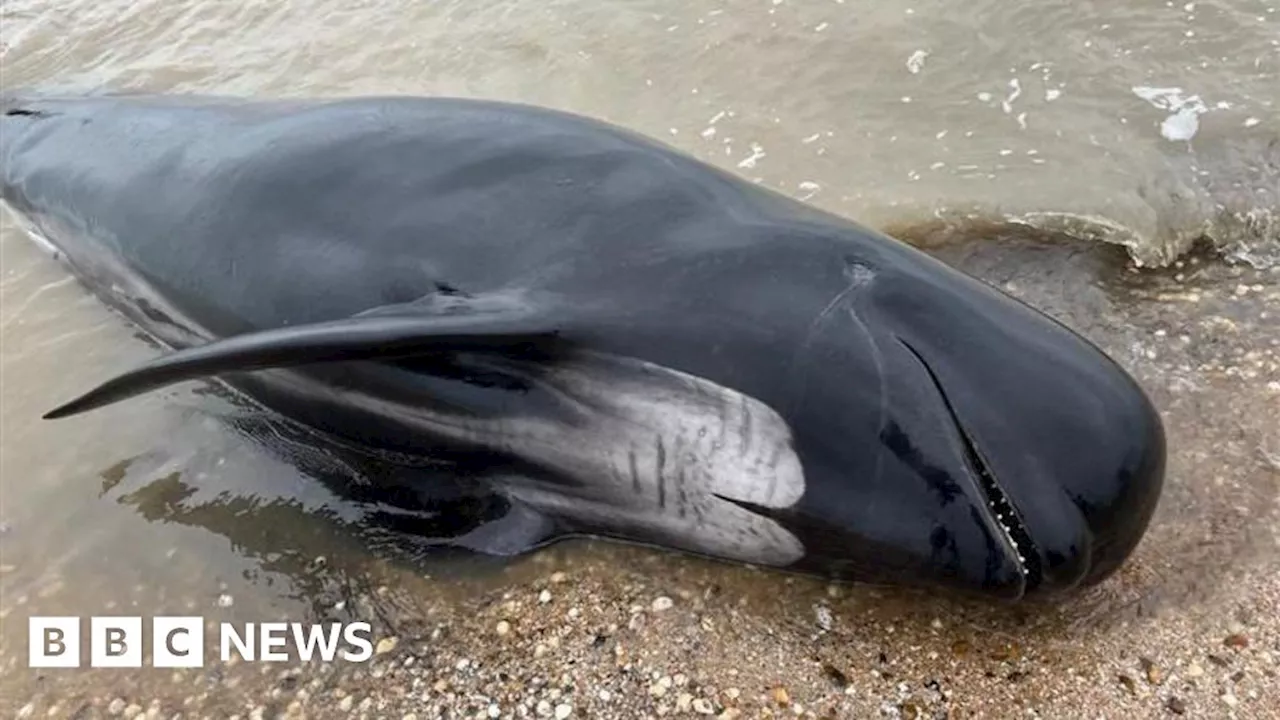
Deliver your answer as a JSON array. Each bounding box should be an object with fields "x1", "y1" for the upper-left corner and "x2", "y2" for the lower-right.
[{"x1": 0, "y1": 94, "x2": 1165, "y2": 600}]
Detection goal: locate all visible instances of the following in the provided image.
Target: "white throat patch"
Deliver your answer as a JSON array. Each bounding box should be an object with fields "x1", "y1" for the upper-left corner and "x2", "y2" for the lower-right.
[{"x1": 272, "y1": 351, "x2": 810, "y2": 566}]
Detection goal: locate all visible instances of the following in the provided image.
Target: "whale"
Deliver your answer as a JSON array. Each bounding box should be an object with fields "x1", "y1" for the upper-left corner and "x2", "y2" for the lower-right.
[{"x1": 0, "y1": 93, "x2": 1166, "y2": 600}]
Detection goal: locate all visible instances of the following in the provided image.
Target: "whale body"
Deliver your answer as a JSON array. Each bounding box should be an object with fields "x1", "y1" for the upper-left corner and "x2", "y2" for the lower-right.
[{"x1": 0, "y1": 94, "x2": 1166, "y2": 600}]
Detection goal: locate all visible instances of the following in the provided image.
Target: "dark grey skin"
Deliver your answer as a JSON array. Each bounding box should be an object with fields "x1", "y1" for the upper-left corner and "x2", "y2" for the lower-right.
[{"x1": 0, "y1": 94, "x2": 1165, "y2": 601}]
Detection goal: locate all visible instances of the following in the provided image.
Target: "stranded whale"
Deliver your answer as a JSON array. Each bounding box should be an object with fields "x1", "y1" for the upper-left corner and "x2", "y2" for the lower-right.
[{"x1": 0, "y1": 93, "x2": 1165, "y2": 600}]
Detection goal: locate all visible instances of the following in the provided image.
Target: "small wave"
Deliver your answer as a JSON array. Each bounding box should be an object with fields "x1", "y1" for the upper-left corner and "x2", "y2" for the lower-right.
[
  {"x1": 891, "y1": 204, "x2": 1276, "y2": 271},
  {"x1": 885, "y1": 118, "x2": 1279, "y2": 271}
]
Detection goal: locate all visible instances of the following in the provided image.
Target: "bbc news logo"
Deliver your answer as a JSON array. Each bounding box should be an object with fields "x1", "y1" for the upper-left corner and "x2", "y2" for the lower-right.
[{"x1": 29, "y1": 617, "x2": 375, "y2": 668}]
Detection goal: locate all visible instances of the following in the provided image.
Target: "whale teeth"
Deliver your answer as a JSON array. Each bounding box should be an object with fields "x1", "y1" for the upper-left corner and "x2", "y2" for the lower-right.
[
  {"x1": 978, "y1": 472, "x2": 1036, "y2": 580},
  {"x1": 898, "y1": 336, "x2": 1041, "y2": 589}
]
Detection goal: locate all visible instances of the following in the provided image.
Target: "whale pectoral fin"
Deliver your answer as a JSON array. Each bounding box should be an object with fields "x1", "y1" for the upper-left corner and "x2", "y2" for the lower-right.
[{"x1": 42, "y1": 296, "x2": 565, "y2": 420}]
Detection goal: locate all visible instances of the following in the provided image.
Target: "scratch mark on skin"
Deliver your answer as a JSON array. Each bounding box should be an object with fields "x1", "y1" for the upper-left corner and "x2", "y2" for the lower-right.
[
  {"x1": 784, "y1": 260, "x2": 877, "y2": 414},
  {"x1": 678, "y1": 466, "x2": 688, "y2": 518},
  {"x1": 656, "y1": 436, "x2": 667, "y2": 508},
  {"x1": 629, "y1": 450, "x2": 642, "y2": 493},
  {"x1": 794, "y1": 261, "x2": 874, "y2": 360},
  {"x1": 766, "y1": 442, "x2": 783, "y2": 503},
  {"x1": 847, "y1": 307, "x2": 888, "y2": 487}
]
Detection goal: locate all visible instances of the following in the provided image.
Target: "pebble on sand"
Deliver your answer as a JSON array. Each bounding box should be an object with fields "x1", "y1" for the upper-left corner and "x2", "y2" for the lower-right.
[
  {"x1": 650, "y1": 676, "x2": 673, "y2": 697},
  {"x1": 375, "y1": 637, "x2": 398, "y2": 655},
  {"x1": 1139, "y1": 657, "x2": 1163, "y2": 685},
  {"x1": 651, "y1": 596, "x2": 674, "y2": 612}
]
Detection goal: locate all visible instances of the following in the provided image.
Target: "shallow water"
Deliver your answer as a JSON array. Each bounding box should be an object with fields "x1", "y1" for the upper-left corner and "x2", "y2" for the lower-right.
[{"x1": 0, "y1": 0, "x2": 1278, "y2": 715}]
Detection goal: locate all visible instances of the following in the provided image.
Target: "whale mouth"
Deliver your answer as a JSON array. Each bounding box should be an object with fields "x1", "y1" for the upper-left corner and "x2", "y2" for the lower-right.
[{"x1": 897, "y1": 338, "x2": 1043, "y2": 593}]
